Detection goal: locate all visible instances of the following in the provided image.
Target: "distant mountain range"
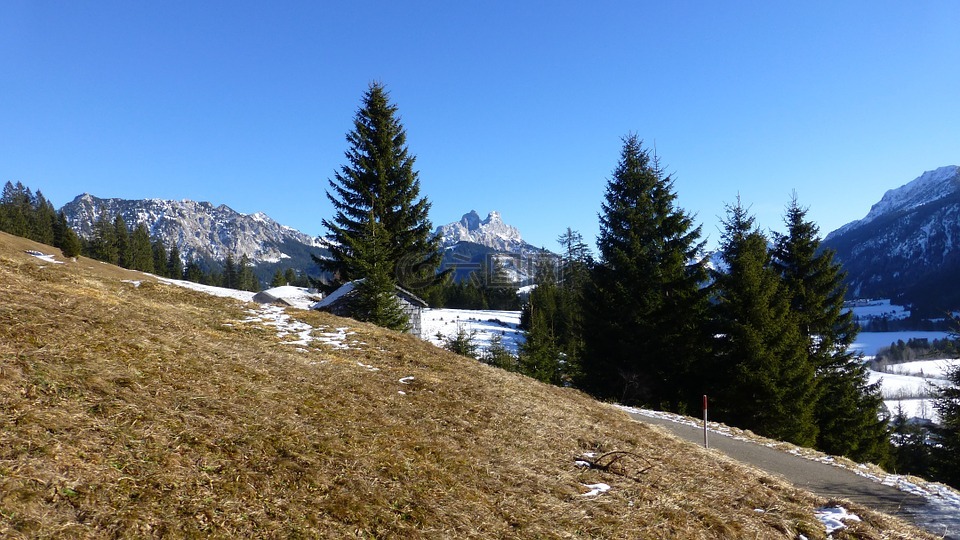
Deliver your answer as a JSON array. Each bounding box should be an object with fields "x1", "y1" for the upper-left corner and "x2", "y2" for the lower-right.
[
  {"x1": 59, "y1": 164, "x2": 960, "y2": 309},
  {"x1": 822, "y1": 165, "x2": 960, "y2": 316},
  {"x1": 60, "y1": 196, "x2": 553, "y2": 286},
  {"x1": 60, "y1": 194, "x2": 330, "y2": 282}
]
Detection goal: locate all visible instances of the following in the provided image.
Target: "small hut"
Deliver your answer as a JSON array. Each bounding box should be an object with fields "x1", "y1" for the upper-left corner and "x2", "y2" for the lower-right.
[{"x1": 313, "y1": 280, "x2": 429, "y2": 337}]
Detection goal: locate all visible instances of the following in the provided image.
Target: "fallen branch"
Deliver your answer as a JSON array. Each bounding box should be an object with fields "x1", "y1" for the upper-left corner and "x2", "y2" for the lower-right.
[{"x1": 579, "y1": 450, "x2": 655, "y2": 481}]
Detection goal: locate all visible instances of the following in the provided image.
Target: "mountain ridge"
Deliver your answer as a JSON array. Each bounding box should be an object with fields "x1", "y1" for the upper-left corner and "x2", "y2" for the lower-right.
[{"x1": 822, "y1": 165, "x2": 960, "y2": 315}]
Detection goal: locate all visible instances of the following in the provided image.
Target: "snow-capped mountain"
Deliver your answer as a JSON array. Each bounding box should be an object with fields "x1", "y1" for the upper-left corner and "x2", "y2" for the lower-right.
[
  {"x1": 435, "y1": 210, "x2": 530, "y2": 253},
  {"x1": 61, "y1": 194, "x2": 328, "y2": 268},
  {"x1": 822, "y1": 165, "x2": 960, "y2": 315},
  {"x1": 434, "y1": 210, "x2": 556, "y2": 284}
]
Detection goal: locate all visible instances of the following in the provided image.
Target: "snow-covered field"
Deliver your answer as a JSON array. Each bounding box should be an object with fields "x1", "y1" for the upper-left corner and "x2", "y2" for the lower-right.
[
  {"x1": 868, "y1": 358, "x2": 958, "y2": 423},
  {"x1": 848, "y1": 298, "x2": 910, "y2": 321},
  {"x1": 421, "y1": 308, "x2": 524, "y2": 354},
  {"x1": 852, "y1": 331, "x2": 952, "y2": 358}
]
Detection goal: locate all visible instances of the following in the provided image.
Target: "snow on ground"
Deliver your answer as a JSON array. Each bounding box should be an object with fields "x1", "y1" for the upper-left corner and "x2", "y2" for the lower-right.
[
  {"x1": 239, "y1": 303, "x2": 361, "y2": 351},
  {"x1": 813, "y1": 506, "x2": 861, "y2": 535},
  {"x1": 156, "y1": 276, "x2": 257, "y2": 302},
  {"x1": 421, "y1": 308, "x2": 524, "y2": 354},
  {"x1": 618, "y1": 404, "x2": 960, "y2": 539},
  {"x1": 25, "y1": 250, "x2": 64, "y2": 264},
  {"x1": 851, "y1": 331, "x2": 951, "y2": 358},
  {"x1": 848, "y1": 299, "x2": 910, "y2": 321},
  {"x1": 868, "y1": 358, "x2": 958, "y2": 422}
]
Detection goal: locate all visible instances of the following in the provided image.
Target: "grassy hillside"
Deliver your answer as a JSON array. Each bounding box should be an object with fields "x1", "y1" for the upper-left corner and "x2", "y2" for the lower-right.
[{"x1": 0, "y1": 231, "x2": 932, "y2": 539}]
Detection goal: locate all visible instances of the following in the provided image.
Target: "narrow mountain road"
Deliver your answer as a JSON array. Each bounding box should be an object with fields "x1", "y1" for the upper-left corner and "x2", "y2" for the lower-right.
[{"x1": 624, "y1": 411, "x2": 952, "y2": 538}]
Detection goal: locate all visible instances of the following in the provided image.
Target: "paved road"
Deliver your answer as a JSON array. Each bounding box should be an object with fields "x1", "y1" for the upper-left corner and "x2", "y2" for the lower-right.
[{"x1": 625, "y1": 411, "x2": 945, "y2": 535}]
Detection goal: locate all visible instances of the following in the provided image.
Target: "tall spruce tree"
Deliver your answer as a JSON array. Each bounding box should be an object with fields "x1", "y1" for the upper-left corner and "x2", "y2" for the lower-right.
[
  {"x1": 114, "y1": 215, "x2": 131, "y2": 269},
  {"x1": 54, "y1": 211, "x2": 82, "y2": 258},
  {"x1": 519, "y1": 259, "x2": 564, "y2": 384},
  {"x1": 351, "y1": 213, "x2": 410, "y2": 331},
  {"x1": 129, "y1": 223, "x2": 153, "y2": 272},
  {"x1": 167, "y1": 245, "x2": 184, "y2": 279},
  {"x1": 772, "y1": 195, "x2": 889, "y2": 462},
  {"x1": 90, "y1": 211, "x2": 119, "y2": 265},
  {"x1": 581, "y1": 135, "x2": 710, "y2": 410},
  {"x1": 711, "y1": 200, "x2": 818, "y2": 446},
  {"x1": 317, "y1": 82, "x2": 440, "y2": 297}
]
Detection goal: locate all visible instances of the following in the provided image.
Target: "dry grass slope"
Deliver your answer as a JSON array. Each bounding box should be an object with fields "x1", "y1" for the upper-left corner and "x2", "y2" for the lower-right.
[{"x1": 0, "y1": 232, "x2": 934, "y2": 539}]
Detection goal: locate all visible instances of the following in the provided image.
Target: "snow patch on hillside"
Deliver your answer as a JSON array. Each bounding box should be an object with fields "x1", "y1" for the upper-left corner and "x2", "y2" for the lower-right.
[{"x1": 421, "y1": 308, "x2": 524, "y2": 354}]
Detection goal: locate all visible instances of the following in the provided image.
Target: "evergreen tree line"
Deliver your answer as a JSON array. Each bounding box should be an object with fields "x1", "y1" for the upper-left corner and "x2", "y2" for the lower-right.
[
  {"x1": 0, "y1": 181, "x2": 82, "y2": 257},
  {"x1": 0, "y1": 186, "x2": 263, "y2": 292},
  {"x1": 311, "y1": 84, "x2": 899, "y2": 476},
  {"x1": 508, "y1": 136, "x2": 891, "y2": 468},
  {"x1": 83, "y1": 210, "x2": 262, "y2": 292},
  {"x1": 873, "y1": 337, "x2": 960, "y2": 366}
]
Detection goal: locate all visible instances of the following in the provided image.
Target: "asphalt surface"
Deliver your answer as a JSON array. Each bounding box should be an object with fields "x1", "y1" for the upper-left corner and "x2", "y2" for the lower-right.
[{"x1": 625, "y1": 411, "x2": 938, "y2": 533}]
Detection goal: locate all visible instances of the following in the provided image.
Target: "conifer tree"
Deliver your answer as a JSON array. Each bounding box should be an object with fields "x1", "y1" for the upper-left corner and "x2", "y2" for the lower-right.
[
  {"x1": 772, "y1": 195, "x2": 889, "y2": 462},
  {"x1": 184, "y1": 260, "x2": 205, "y2": 283},
  {"x1": 114, "y1": 215, "x2": 131, "y2": 268},
  {"x1": 30, "y1": 191, "x2": 57, "y2": 245},
  {"x1": 54, "y1": 211, "x2": 82, "y2": 258},
  {"x1": 519, "y1": 259, "x2": 563, "y2": 384},
  {"x1": 348, "y1": 213, "x2": 409, "y2": 331},
  {"x1": 223, "y1": 254, "x2": 238, "y2": 289},
  {"x1": 0, "y1": 181, "x2": 31, "y2": 237},
  {"x1": 129, "y1": 223, "x2": 154, "y2": 272},
  {"x1": 167, "y1": 246, "x2": 183, "y2": 279},
  {"x1": 152, "y1": 239, "x2": 168, "y2": 277},
  {"x1": 317, "y1": 82, "x2": 440, "y2": 298},
  {"x1": 284, "y1": 268, "x2": 297, "y2": 286},
  {"x1": 581, "y1": 135, "x2": 711, "y2": 410},
  {"x1": 271, "y1": 269, "x2": 287, "y2": 287},
  {"x1": 711, "y1": 200, "x2": 818, "y2": 447},
  {"x1": 237, "y1": 254, "x2": 259, "y2": 292},
  {"x1": 90, "y1": 211, "x2": 119, "y2": 264}
]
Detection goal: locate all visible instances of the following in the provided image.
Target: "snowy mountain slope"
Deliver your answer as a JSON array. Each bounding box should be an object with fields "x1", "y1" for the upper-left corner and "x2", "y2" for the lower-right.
[
  {"x1": 435, "y1": 210, "x2": 557, "y2": 284},
  {"x1": 822, "y1": 166, "x2": 960, "y2": 314},
  {"x1": 828, "y1": 166, "x2": 960, "y2": 239},
  {"x1": 435, "y1": 210, "x2": 530, "y2": 253},
  {"x1": 61, "y1": 193, "x2": 327, "y2": 266}
]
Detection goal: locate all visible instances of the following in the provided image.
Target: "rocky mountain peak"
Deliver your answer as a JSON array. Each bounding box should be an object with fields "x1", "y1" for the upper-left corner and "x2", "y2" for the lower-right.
[{"x1": 435, "y1": 210, "x2": 527, "y2": 253}]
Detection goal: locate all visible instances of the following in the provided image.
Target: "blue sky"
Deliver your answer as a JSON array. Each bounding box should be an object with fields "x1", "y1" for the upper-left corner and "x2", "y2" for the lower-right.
[{"x1": 3, "y1": 2, "x2": 958, "y2": 253}]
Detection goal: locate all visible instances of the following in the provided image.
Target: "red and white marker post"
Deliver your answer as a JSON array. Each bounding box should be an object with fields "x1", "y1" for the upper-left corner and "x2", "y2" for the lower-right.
[{"x1": 702, "y1": 395, "x2": 709, "y2": 449}]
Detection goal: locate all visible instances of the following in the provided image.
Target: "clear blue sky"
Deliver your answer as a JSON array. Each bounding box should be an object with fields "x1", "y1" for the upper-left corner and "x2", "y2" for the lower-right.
[{"x1": 3, "y1": 1, "x2": 958, "y2": 252}]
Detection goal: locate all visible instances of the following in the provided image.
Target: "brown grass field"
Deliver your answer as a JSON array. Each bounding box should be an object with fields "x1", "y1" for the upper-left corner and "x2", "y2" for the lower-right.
[{"x1": 0, "y1": 232, "x2": 936, "y2": 539}]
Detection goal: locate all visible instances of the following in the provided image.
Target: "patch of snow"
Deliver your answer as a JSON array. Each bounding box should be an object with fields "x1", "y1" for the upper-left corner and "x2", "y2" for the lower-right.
[
  {"x1": 156, "y1": 276, "x2": 257, "y2": 303},
  {"x1": 398, "y1": 376, "x2": 414, "y2": 384},
  {"x1": 25, "y1": 250, "x2": 64, "y2": 264},
  {"x1": 421, "y1": 308, "x2": 524, "y2": 355},
  {"x1": 580, "y1": 483, "x2": 611, "y2": 497},
  {"x1": 815, "y1": 506, "x2": 861, "y2": 534},
  {"x1": 121, "y1": 280, "x2": 142, "y2": 288}
]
